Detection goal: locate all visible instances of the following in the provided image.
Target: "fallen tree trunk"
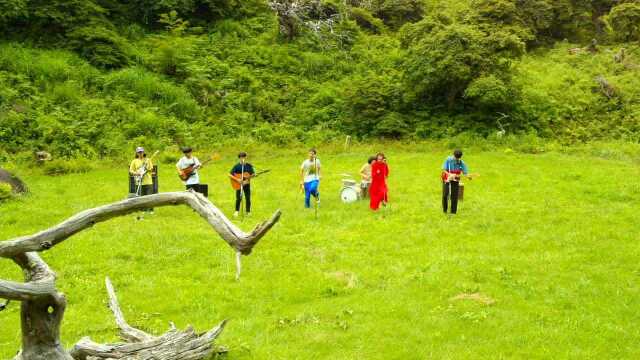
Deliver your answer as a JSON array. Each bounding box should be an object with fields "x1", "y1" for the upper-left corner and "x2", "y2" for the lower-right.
[{"x1": 0, "y1": 191, "x2": 281, "y2": 359}]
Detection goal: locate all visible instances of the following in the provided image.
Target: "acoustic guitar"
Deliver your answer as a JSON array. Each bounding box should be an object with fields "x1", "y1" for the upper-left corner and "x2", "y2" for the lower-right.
[
  {"x1": 178, "y1": 155, "x2": 217, "y2": 181},
  {"x1": 230, "y1": 169, "x2": 270, "y2": 190}
]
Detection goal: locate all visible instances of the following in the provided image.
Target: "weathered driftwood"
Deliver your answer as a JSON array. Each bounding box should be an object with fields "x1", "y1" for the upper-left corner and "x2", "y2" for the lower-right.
[
  {"x1": 0, "y1": 168, "x2": 28, "y2": 193},
  {"x1": 68, "y1": 277, "x2": 228, "y2": 360},
  {"x1": 0, "y1": 191, "x2": 281, "y2": 360},
  {"x1": 614, "y1": 48, "x2": 626, "y2": 63},
  {"x1": 595, "y1": 75, "x2": 618, "y2": 99}
]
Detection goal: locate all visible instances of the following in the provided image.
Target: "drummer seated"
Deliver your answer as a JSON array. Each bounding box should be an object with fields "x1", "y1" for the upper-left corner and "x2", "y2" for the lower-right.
[{"x1": 359, "y1": 156, "x2": 375, "y2": 199}]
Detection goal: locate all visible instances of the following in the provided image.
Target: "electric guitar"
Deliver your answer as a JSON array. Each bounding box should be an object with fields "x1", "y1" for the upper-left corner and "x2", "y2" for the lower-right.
[
  {"x1": 178, "y1": 154, "x2": 218, "y2": 181},
  {"x1": 133, "y1": 150, "x2": 159, "y2": 184},
  {"x1": 230, "y1": 169, "x2": 270, "y2": 190},
  {"x1": 442, "y1": 172, "x2": 479, "y2": 183}
]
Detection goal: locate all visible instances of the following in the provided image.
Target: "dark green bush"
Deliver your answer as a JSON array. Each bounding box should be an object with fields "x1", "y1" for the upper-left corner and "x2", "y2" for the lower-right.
[
  {"x1": 67, "y1": 23, "x2": 133, "y2": 68},
  {"x1": 606, "y1": 3, "x2": 640, "y2": 42},
  {"x1": 350, "y1": 7, "x2": 386, "y2": 34}
]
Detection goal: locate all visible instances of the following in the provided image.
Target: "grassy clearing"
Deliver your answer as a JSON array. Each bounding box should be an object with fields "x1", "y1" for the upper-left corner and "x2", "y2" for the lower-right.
[{"x1": 1, "y1": 146, "x2": 639, "y2": 359}]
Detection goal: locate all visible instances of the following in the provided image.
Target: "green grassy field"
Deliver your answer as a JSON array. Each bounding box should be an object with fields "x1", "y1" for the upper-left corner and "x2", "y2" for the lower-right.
[{"x1": 1, "y1": 146, "x2": 639, "y2": 359}]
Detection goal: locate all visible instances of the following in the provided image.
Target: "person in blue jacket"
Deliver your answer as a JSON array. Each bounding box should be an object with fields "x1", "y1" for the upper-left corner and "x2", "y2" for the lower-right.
[{"x1": 441, "y1": 149, "x2": 469, "y2": 214}]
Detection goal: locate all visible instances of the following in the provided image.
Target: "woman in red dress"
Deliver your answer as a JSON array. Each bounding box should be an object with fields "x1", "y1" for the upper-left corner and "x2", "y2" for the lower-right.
[{"x1": 369, "y1": 152, "x2": 389, "y2": 211}]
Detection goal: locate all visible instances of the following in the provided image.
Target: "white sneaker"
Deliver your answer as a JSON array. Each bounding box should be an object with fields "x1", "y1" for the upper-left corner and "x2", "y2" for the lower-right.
[{"x1": 233, "y1": 211, "x2": 239, "y2": 217}]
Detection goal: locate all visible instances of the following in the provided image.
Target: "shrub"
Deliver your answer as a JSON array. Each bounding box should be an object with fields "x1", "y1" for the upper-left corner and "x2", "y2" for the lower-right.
[
  {"x1": 67, "y1": 23, "x2": 133, "y2": 68},
  {"x1": 159, "y1": 152, "x2": 180, "y2": 165},
  {"x1": 350, "y1": 7, "x2": 386, "y2": 34},
  {"x1": 42, "y1": 158, "x2": 95, "y2": 176},
  {"x1": 372, "y1": 0, "x2": 424, "y2": 29},
  {"x1": 606, "y1": 3, "x2": 640, "y2": 42},
  {"x1": 464, "y1": 74, "x2": 512, "y2": 110},
  {"x1": 103, "y1": 67, "x2": 202, "y2": 119},
  {"x1": 252, "y1": 123, "x2": 302, "y2": 145}
]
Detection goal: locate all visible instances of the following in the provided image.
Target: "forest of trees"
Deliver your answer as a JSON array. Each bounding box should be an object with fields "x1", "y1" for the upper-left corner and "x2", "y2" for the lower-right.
[{"x1": 1, "y1": 0, "x2": 639, "y2": 157}]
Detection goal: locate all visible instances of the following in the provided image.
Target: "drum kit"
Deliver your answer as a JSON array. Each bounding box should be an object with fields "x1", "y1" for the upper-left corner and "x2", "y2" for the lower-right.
[{"x1": 340, "y1": 174, "x2": 362, "y2": 203}]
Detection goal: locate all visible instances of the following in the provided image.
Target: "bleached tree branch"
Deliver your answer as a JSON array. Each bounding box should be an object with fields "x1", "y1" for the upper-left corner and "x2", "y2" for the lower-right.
[{"x1": 0, "y1": 191, "x2": 281, "y2": 258}]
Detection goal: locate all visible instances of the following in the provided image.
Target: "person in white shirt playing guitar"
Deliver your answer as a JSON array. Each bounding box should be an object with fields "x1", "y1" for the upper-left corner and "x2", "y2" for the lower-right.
[{"x1": 176, "y1": 147, "x2": 202, "y2": 191}]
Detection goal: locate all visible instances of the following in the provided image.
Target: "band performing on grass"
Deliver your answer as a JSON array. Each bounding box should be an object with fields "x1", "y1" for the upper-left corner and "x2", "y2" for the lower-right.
[{"x1": 128, "y1": 146, "x2": 476, "y2": 218}]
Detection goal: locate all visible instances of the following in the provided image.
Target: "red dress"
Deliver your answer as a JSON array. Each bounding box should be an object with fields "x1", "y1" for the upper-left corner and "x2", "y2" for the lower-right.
[{"x1": 369, "y1": 161, "x2": 389, "y2": 210}]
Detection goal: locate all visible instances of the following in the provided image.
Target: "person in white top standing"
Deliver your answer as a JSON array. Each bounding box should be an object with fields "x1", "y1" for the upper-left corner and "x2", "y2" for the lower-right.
[
  {"x1": 176, "y1": 147, "x2": 202, "y2": 191},
  {"x1": 300, "y1": 148, "x2": 321, "y2": 208}
]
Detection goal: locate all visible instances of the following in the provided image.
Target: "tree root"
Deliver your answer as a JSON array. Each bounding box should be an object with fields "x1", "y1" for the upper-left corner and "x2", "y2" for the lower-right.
[{"x1": 69, "y1": 278, "x2": 227, "y2": 360}]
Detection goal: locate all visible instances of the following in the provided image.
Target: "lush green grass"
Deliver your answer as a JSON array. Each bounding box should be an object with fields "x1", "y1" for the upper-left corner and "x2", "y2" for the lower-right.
[{"x1": 1, "y1": 146, "x2": 639, "y2": 359}]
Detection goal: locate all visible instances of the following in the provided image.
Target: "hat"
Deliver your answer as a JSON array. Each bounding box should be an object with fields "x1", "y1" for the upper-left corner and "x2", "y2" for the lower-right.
[
  {"x1": 182, "y1": 147, "x2": 193, "y2": 154},
  {"x1": 136, "y1": 147, "x2": 145, "y2": 153}
]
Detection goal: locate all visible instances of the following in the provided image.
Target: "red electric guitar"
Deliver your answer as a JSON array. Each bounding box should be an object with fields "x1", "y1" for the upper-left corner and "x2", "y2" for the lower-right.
[{"x1": 441, "y1": 172, "x2": 479, "y2": 182}]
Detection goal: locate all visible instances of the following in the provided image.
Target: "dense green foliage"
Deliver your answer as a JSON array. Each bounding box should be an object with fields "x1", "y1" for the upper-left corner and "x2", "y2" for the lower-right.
[
  {"x1": 1, "y1": 146, "x2": 639, "y2": 358},
  {"x1": 0, "y1": 0, "x2": 639, "y2": 158}
]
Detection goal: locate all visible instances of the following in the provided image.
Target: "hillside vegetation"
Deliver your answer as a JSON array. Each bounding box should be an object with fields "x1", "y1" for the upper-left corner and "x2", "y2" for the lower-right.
[{"x1": 1, "y1": 0, "x2": 640, "y2": 158}]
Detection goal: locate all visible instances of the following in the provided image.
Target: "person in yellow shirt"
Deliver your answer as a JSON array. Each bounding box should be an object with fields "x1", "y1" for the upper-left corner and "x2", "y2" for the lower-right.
[{"x1": 129, "y1": 146, "x2": 154, "y2": 198}]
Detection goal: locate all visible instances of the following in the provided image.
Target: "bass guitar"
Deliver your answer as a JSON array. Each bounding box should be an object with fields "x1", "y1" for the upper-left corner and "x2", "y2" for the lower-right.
[{"x1": 230, "y1": 169, "x2": 270, "y2": 190}]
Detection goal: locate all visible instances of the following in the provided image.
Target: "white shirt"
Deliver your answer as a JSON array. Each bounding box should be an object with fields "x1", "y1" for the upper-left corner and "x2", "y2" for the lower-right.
[
  {"x1": 301, "y1": 158, "x2": 321, "y2": 183},
  {"x1": 177, "y1": 156, "x2": 201, "y2": 185}
]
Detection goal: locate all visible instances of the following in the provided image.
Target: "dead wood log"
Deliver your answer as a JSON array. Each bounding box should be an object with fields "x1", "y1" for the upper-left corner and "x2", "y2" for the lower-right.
[
  {"x1": 568, "y1": 47, "x2": 584, "y2": 55},
  {"x1": 0, "y1": 191, "x2": 281, "y2": 359},
  {"x1": 594, "y1": 75, "x2": 618, "y2": 99},
  {"x1": 68, "y1": 278, "x2": 228, "y2": 360},
  {"x1": 0, "y1": 168, "x2": 28, "y2": 193},
  {"x1": 0, "y1": 191, "x2": 281, "y2": 258},
  {"x1": 614, "y1": 48, "x2": 626, "y2": 63}
]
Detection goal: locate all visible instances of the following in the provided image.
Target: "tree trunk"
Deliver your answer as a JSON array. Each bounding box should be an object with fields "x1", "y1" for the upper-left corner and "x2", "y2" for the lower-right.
[{"x1": 18, "y1": 294, "x2": 72, "y2": 360}]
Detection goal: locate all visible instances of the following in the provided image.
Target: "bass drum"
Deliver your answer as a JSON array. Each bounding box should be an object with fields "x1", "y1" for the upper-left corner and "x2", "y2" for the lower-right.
[{"x1": 340, "y1": 186, "x2": 359, "y2": 203}]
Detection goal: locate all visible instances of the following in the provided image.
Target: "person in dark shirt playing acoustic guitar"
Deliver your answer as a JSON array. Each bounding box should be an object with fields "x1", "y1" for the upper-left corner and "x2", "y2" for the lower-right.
[{"x1": 228, "y1": 152, "x2": 255, "y2": 217}]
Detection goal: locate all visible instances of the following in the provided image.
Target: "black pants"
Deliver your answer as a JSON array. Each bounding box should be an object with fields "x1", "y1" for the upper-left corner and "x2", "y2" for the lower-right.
[
  {"x1": 235, "y1": 184, "x2": 251, "y2": 213},
  {"x1": 186, "y1": 184, "x2": 199, "y2": 191},
  {"x1": 136, "y1": 184, "x2": 153, "y2": 196},
  {"x1": 136, "y1": 184, "x2": 154, "y2": 212},
  {"x1": 442, "y1": 181, "x2": 460, "y2": 214}
]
